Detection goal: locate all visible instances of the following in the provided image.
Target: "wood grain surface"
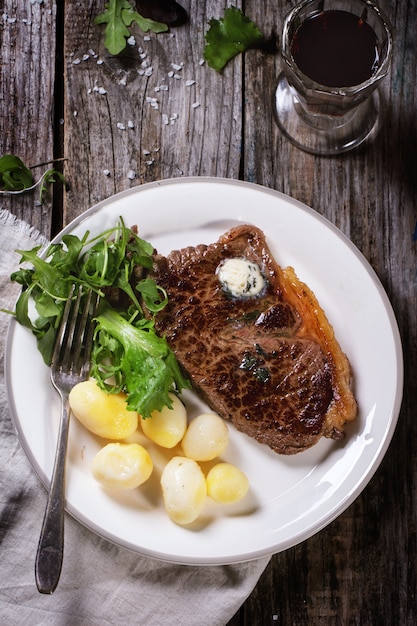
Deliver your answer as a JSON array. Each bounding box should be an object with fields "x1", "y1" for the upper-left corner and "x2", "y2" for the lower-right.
[{"x1": 1, "y1": 1, "x2": 416, "y2": 624}]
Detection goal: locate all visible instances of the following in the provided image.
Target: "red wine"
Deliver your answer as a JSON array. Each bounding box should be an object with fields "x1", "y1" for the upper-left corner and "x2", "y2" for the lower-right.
[{"x1": 290, "y1": 10, "x2": 379, "y2": 87}]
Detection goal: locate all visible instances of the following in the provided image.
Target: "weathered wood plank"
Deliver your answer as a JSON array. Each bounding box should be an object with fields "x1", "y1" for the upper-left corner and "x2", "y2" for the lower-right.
[
  {"x1": 62, "y1": 0, "x2": 243, "y2": 225},
  {"x1": 0, "y1": 0, "x2": 56, "y2": 237},
  {"x1": 228, "y1": 1, "x2": 417, "y2": 624}
]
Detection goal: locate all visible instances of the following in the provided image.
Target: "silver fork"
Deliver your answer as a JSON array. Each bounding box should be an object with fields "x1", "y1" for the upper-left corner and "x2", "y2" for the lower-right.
[{"x1": 35, "y1": 284, "x2": 98, "y2": 594}]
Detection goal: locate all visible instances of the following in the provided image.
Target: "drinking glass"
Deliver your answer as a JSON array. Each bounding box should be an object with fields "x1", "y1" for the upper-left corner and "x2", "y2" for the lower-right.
[{"x1": 275, "y1": 0, "x2": 393, "y2": 155}]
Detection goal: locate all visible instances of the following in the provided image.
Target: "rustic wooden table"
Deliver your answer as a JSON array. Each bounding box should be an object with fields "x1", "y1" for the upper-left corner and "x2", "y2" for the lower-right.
[{"x1": 1, "y1": 1, "x2": 416, "y2": 623}]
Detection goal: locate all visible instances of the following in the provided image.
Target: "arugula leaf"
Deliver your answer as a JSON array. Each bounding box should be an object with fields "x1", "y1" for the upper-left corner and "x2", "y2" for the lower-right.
[
  {"x1": 95, "y1": 0, "x2": 168, "y2": 56},
  {"x1": 124, "y1": 7, "x2": 169, "y2": 34},
  {"x1": 0, "y1": 154, "x2": 65, "y2": 203},
  {"x1": 204, "y1": 6, "x2": 264, "y2": 72},
  {"x1": 135, "y1": 277, "x2": 168, "y2": 313},
  {"x1": 91, "y1": 304, "x2": 189, "y2": 417},
  {"x1": 38, "y1": 168, "x2": 66, "y2": 203},
  {"x1": 0, "y1": 155, "x2": 34, "y2": 191}
]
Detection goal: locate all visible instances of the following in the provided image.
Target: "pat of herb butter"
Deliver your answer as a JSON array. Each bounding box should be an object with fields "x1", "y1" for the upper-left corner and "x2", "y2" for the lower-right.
[{"x1": 217, "y1": 258, "x2": 265, "y2": 298}]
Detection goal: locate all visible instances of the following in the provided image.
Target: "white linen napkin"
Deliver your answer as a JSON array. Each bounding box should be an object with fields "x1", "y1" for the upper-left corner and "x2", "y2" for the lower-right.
[{"x1": 0, "y1": 208, "x2": 270, "y2": 626}]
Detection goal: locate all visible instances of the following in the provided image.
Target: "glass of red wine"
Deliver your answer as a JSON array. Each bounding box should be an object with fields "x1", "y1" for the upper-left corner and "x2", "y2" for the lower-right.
[{"x1": 275, "y1": 0, "x2": 393, "y2": 155}]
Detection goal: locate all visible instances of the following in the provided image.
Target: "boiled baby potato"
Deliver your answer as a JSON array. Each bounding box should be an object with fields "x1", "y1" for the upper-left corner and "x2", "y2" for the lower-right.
[
  {"x1": 181, "y1": 412, "x2": 229, "y2": 461},
  {"x1": 91, "y1": 442, "x2": 153, "y2": 489},
  {"x1": 206, "y1": 463, "x2": 249, "y2": 504},
  {"x1": 69, "y1": 380, "x2": 138, "y2": 439},
  {"x1": 141, "y1": 392, "x2": 187, "y2": 448},
  {"x1": 161, "y1": 456, "x2": 207, "y2": 525}
]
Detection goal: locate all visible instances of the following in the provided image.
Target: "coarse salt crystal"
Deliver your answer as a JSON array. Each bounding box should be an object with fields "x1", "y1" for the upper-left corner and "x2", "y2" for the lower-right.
[
  {"x1": 128, "y1": 120, "x2": 135, "y2": 128},
  {"x1": 145, "y1": 160, "x2": 154, "y2": 166},
  {"x1": 144, "y1": 67, "x2": 153, "y2": 77},
  {"x1": 72, "y1": 58, "x2": 81, "y2": 65},
  {"x1": 185, "y1": 80, "x2": 196, "y2": 86},
  {"x1": 82, "y1": 54, "x2": 90, "y2": 61},
  {"x1": 171, "y1": 63, "x2": 182, "y2": 71},
  {"x1": 103, "y1": 169, "x2": 111, "y2": 176},
  {"x1": 168, "y1": 71, "x2": 174, "y2": 78},
  {"x1": 97, "y1": 59, "x2": 104, "y2": 65},
  {"x1": 192, "y1": 102, "x2": 200, "y2": 109},
  {"x1": 98, "y1": 87, "x2": 107, "y2": 95},
  {"x1": 162, "y1": 113, "x2": 169, "y2": 125},
  {"x1": 117, "y1": 122, "x2": 126, "y2": 130},
  {"x1": 127, "y1": 36, "x2": 136, "y2": 46},
  {"x1": 143, "y1": 150, "x2": 151, "y2": 155},
  {"x1": 144, "y1": 36, "x2": 151, "y2": 41},
  {"x1": 127, "y1": 170, "x2": 136, "y2": 180},
  {"x1": 173, "y1": 73, "x2": 181, "y2": 80}
]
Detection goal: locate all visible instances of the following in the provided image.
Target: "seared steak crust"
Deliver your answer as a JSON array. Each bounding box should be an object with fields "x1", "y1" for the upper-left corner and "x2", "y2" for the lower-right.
[{"x1": 148, "y1": 225, "x2": 357, "y2": 454}]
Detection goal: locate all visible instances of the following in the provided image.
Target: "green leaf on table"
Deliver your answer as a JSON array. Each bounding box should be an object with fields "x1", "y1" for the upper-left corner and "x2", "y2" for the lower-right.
[
  {"x1": 0, "y1": 155, "x2": 34, "y2": 192},
  {"x1": 94, "y1": 0, "x2": 168, "y2": 56},
  {"x1": 204, "y1": 6, "x2": 264, "y2": 72},
  {"x1": 94, "y1": 0, "x2": 132, "y2": 56},
  {"x1": 0, "y1": 154, "x2": 65, "y2": 203},
  {"x1": 38, "y1": 168, "x2": 65, "y2": 203},
  {"x1": 124, "y1": 8, "x2": 168, "y2": 34}
]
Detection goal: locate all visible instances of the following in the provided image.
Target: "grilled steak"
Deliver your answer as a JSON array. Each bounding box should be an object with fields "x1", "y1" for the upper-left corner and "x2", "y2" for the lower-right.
[{"x1": 147, "y1": 224, "x2": 357, "y2": 454}]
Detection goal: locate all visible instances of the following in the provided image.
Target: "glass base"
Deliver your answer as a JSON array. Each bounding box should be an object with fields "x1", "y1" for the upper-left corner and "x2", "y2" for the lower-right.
[{"x1": 274, "y1": 73, "x2": 381, "y2": 156}]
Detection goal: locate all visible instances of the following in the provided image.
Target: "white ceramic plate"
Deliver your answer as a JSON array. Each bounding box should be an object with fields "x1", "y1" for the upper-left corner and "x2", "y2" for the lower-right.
[{"x1": 6, "y1": 177, "x2": 403, "y2": 565}]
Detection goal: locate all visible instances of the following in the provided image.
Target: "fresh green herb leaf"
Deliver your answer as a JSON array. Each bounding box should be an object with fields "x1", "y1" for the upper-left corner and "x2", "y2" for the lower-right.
[
  {"x1": 124, "y1": 7, "x2": 169, "y2": 34},
  {"x1": 0, "y1": 155, "x2": 34, "y2": 191},
  {"x1": 136, "y1": 278, "x2": 168, "y2": 313},
  {"x1": 91, "y1": 304, "x2": 189, "y2": 417},
  {"x1": 95, "y1": 0, "x2": 132, "y2": 56},
  {"x1": 38, "y1": 168, "x2": 65, "y2": 203},
  {"x1": 95, "y1": 0, "x2": 168, "y2": 56},
  {"x1": 0, "y1": 155, "x2": 65, "y2": 203},
  {"x1": 204, "y1": 6, "x2": 264, "y2": 72}
]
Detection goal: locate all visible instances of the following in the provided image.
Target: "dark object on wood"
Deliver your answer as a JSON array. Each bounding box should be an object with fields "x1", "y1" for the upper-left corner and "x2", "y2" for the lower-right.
[{"x1": 135, "y1": 0, "x2": 187, "y2": 26}]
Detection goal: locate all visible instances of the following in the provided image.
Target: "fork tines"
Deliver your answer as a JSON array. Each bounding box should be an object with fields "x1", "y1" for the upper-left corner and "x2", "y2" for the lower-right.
[{"x1": 52, "y1": 285, "x2": 98, "y2": 377}]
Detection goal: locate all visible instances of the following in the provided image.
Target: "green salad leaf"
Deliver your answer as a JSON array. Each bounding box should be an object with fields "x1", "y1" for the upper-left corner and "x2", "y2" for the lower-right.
[
  {"x1": 204, "y1": 6, "x2": 264, "y2": 72},
  {"x1": 95, "y1": 0, "x2": 168, "y2": 56},
  {"x1": 0, "y1": 154, "x2": 65, "y2": 203},
  {"x1": 0, "y1": 155, "x2": 34, "y2": 191},
  {"x1": 9, "y1": 218, "x2": 190, "y2": 416},
  {"x1": 38, "y1": 168, "x2": 65, "y2": 203},
  {"x1": 91, "y1": 305, "x2": 188, "y2": 417}
]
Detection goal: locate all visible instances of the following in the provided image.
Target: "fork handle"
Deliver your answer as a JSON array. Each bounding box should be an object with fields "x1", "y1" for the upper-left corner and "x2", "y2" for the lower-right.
[{"x1": 35, "y1": 392, "x2": 70, "y2": 594}]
